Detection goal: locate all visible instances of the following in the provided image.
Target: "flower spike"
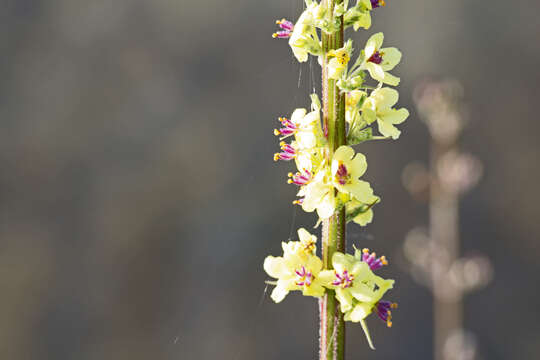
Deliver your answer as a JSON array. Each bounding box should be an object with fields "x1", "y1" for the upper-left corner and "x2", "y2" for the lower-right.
[{"x1": 264, "y1": 0, "x2": 406, "y2": 352}]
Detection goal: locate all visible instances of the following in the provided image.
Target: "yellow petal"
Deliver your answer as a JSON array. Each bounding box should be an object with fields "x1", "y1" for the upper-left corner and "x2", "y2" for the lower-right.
[
  {"x1": 366, "y1": 63, "x2": 385, "y2": 83},
  {"x1": 270, "y1": 282, "x2": 291, "y2": 303},
  {"x1": 303, "y1": 282, "x2": 325, "y2": 297},
  {"x1": 297, "y1": 227, "x2": 315, "y2": 244},
  {"x1": 349, "y1": 282, "x2": 378, "y2": 302},
  {"x1": 381, "y1": 108, "x2": 409, "y2": 124},
  {"x1": 290, "y1": 108, "x2": 307, "y2": 124},
  {"x1": 365, "y1": 32, "x2": 384, "y2": 58},
  {"x1": 306, "y1": 254, "x2": 323, "y2": 274},
  {"x1": 377, "y1": 118, "x2": 401, "y2": 139},
  {"x1": 381, "y1": 47, "x2": 402, "y2": 71},
  {"x1": 336, "y1": 288, "x2": 354, "y2": 312},
  {"x1": 381, "y1": 72, "x2": 400, "y2": 86},
  {"x1": 349, "y1": 152, "x2": 367, "y2": 177},
  {"x1": 353, "y1": 209, "x2": 374, "y2": 226},
  {"x1": 333, "y1": 145, "x2": 355, "y2": 164},
  {"x1": 264, "y1": 256, "x2": 289, "y2": 279},
  {"x1": 318, "y1": 270, "x2": 336, "y2": 286},
  {"x1": 345, "y1": 302, "x2": 372, "y2": 322},
  {"x1": 347, "y1": 180, "x2": 374, "y2": 203},
  {"x1": 316, "y1": 192, "x2": 336, "y2": 219},
  {"x1": 372, "y1": 87, "x2": 399, "y2": 109}
]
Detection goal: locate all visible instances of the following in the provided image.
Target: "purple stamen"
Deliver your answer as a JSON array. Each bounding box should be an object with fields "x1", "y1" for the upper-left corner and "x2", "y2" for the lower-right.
[
  {"x1": 274, "y1": 142, "x2": 296, "y2": 161},
  {"x1": 370, "y1": 0, "x2": 386, "y2": 9},
  {"x1": 288, "y1": 169, "x2": 313, "y2": 186},
  {"x1": 295, "y1": 266, "x2": 313, "y2": 286},
  {"x1": 274, "y1": 117, "x2": 298, "y2": 137},
  {"x1": 375, "y1": 300, "x2": 397, "y2": 327},
  {"x1": 336, "y1": 162, "x2": 349, "y2": 185},
  {"x1": 273, "y1": 31, "x2": 292, "y2": 39},
  {"x1": 273, "y1": 19, "x2": 294, "y2": 38},
  {"x1": 368, "y1": 50, "x2": 384, "y2": 64},
  {"x1": 332, "y1": 270, "x2": 354, "y2": 288},
  {"x1": 278, "y1": 19, "x2": 294, "y2": 31},
  {"x1": 362, "y1": 248, "x2": 388, "y2": 271}
]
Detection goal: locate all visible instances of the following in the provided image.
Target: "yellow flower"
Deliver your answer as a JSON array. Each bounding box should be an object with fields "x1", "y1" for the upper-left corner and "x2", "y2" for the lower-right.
[
  {"x1": 362, "y1": 87, "x2": 409, "y2": 139},
  {"x1": 288, "y1": 4, "x2": 322, "y2": 62},
  {"x1": 297, "y1": 170, "x2": 336, "y2": 219},
  {"x1": 360, "y1": 32, "x2": 402, "y2": 86},
  {"x1": 318, "y1": 252, "x2": 373, "y2": 312},
  {"x1": 275, "y1": 107, "x2": 321, "y2": 150},
  {"x1": 318, "y1": 248, "x2": 396, "y2": 349},
  {"x1": 327, "y1": 41, "x2": 352, "y2": 80},
  {"x1": 263, "y1": 228, "x2": 326, "y2": 303},
  {"x1": 319, "y1": 251, "x2": 394, "y2": 315},
  {"x1": 331, "y1": 146, "x2": 374, "y2": 203}
]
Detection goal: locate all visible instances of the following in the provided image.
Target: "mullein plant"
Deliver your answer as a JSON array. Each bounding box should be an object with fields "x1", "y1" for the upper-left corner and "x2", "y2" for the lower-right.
[{"x1": 265, "y1": 0, "x2": 408, "y2": 358}]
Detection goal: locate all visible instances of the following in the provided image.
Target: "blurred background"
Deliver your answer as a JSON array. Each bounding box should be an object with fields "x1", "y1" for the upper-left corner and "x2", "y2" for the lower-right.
[{"x1": 1, "y1": 0, "x2": 539, "y2": 359}]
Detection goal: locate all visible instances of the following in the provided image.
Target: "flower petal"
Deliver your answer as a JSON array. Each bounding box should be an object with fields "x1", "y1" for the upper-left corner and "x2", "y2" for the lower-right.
[
  {"x1": 350, "y1": 152, "x2": 367, "y2": 178},
  {"x1": 377, "y1": 118, "x2": 401, "y2": 139},
  {"x1": 366, "y1": 63, "x2": 385, "y2": 83},
  {"x1": 336, "y1": 288, "x2": 354, "y2": 312},
  {"x1": 316, "y1": 192, "x2": 336, "y2": 219},
  {"x1": 302, "y1": 110, "x2": 320, "y2": 126},
  {"x1": 353, "y1": 209, "x2": 373, "y2": 226},
  {"x1": 381, "y1": 108, "x2": 409, "y2": 125},
  {"x1": 347, "y1": 180, "x2": 374, "y2": 203},
  {"x1": 264, "y1": 256, "x2": 289, "y2": 279},
  {"x1": 270, "y1": 283, "x2": 290, "y2": 303},
  {"x1": 333, "y1": 145, "x2": 355, "y2": 163},
  {"x1": 296, "y1": 131, "x2": 317, "y2": 149},
  {"x1": 349, "y1": 282, "x2": 378, "y2": 302},
  {"x1": 332, "y1": 252, "x2": 355, "y2": 273},
  {"x1": 297, "y1": 228, "x2": 314, "y2": 243},
  {"x1": 318, "y1": 270, "x2": 337, "y2": 286},
  {"x1": 365, "y1": 32, "x2": 384, "y2": 58},
  {"x1": 306, "y1": 254, "x2": 323, "y2": 274},
  {"x1": 295, "y1": 152, "x2": 313, "y2": 172},
  {"x1": 381, "y1": 72, "x2": 400, "y2": 86},
  {"x1": 303, "y1": 282, "x2": 325, "y2": 297},
  {"x1": 372, "y1": 87, "x2": 399, "y2": 109},
  {"x1": 381, "y1": 47, "x2": 402, "y2": 71},
  {"x1": 345, "y1": 302, "x2": 373, "y2": 322},
  {"x1": 291, "y1": 108, "x2": 307, "y2": 124},
  {"x1": 362, "y1": 106, "x2": 377, "y2": 125}
]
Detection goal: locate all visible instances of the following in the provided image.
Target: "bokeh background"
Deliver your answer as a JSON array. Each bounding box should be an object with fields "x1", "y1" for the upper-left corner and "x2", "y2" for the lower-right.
[{"x1": 1, "y1": 0, "x2": 539, "y2": 359}]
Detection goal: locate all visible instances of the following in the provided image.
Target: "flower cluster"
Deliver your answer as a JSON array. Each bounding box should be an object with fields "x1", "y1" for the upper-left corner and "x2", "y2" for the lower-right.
[
  {"x1": 265, "y1": 0, "x2": 407, "y2": 350},
  {"x1": 264, "y1": 229, "x2": 397, "y2": 349},
  {"x1": 273, "y1": 94, "x2": 380, "y2": 224}
]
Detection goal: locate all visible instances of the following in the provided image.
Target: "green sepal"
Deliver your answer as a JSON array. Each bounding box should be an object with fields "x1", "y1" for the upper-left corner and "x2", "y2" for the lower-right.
[
  {"x1": 310, "y1": 93, "x2": 321, "y2": 112},
  {"x1": 334, "y1": 3, "x2": 345, "y2": 17},
  {"x1": 345, "y1": 197, "x2": 379, "y2": 223},
  {"x1": 347, "y1": 127, "x2": 373, "y2": 146},
  {"x1": 337, "y1": 74, "x2": 365, "y2": 92},
  {"x1": 360, "y1": 319, "x2": 376, "y2": 350}
]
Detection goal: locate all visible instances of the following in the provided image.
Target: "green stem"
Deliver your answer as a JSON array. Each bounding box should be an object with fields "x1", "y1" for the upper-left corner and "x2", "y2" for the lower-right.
[{"x1": 319, "y1": 0, "x2": 346, "y2": 359}]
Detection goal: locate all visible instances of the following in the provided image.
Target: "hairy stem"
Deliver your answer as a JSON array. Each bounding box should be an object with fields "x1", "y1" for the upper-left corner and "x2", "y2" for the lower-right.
[{"x1": 319, "y1": 0, "x2": 346, "y2": 359}]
